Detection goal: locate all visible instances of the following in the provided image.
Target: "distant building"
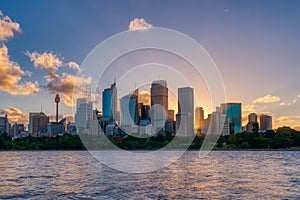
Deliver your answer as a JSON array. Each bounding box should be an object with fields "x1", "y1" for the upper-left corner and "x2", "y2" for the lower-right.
[
  {"x1": 176, "y1": 112, "x2": 192, "y2": 136},
  {"x1": 246, "y1": 113, "x2": 259, "y2": 133},
  {"x1": 0, "y1": 114, "x2": 10, "y2": 134},
  {"x1": 120, "y1": 94, "x2": 138, "y2": 126},
  {"x1": 47, "y1": 118, "x2": 66, "y2": 136},
  {"x1": 207, "y1": 112, "x2": 230, "y2": 136},
  {"x1": 260, "y1": 114, "x2": 272, "y2": 132},
  {"x1": 151, "y1": 80, "x2": 168, "y2": 132},
  {"x1": 195, "y1": 107, "x2": 204, "y2": 131},
  {"x1": 177, "y1": 87, "x2": 194, "y2": 136},
  {"x1": 221, "y1": 103, "x2": 242, "y2": 134},
  {"x1": 67, "y1": 123, "x2": 77, "y2": 135},
  {"x1": 10, "y1": 123, "x2": 25, "y2": 136},
  {"x1": 102, "y1": 81, "x2": 118, "y2": 122},
  {"x1": 29, "y1": 112, "x2": 49, "y2": 135},
  {"x1": 75, "y1": 98, "x2": 92, "y2": 133}
]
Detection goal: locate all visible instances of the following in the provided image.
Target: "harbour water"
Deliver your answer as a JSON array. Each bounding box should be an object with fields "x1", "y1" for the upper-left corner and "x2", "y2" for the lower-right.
[{"x1": 0, "y1": 151, "x2": 299, "y2": 199}]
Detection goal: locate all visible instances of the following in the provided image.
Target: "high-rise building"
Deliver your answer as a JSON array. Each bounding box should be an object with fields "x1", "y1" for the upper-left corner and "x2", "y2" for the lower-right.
[
  {"x1": 246, "y1": 113, "x2": 259, "y2": 133},
  {"x1": 177, "y1": 87, "x2": 194, "y2": 136},
  {"x1": 168, "y1": 110, "x2": 175, "y2": 121},
  {"x1": 150, "y1": 80, "x2": 168, "y2": 131},
  {"x1": 208, "y1": 112, "x2": 230, "y2": 136},
  {"x1": 0, "y1": 114, "x2": 10, "y2": 134},
  {"x1": 120, "y1": 94, "x2": 138, "y2": 126},
  {"x1": 260, "y1": 114, "x2": 272, "y2": 132},
  {"x1": 75, "y1": 98, "x2": 93, "y2": 133},
  {"x1": 195, "y1": 107, "x2": 204, "y2": 130},
  {"x1": 102, "y1": 81, "x2": 117, "y2": 121},
  {"x1": 221, "y1": 103, "x2": 242, "y2": 134},
  {"x1": 29, "y1": 112, "x2": 49, "y2": 134}
]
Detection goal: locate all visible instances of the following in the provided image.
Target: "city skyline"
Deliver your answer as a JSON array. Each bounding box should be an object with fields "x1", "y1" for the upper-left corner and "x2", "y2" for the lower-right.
[{"x1": 1, "y1": 1, "x2": 300, "y2": 129}]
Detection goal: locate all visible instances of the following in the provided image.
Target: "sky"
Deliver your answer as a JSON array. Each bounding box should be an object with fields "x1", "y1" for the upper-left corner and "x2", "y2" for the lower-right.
[{"x1": 0, "y1": 0, "x2": 300, "y2": 129}]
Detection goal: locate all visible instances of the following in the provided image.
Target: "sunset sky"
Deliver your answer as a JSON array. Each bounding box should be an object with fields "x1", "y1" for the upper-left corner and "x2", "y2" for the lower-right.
[{"x1": 0, "y1": 0, "x2": 300, "y2": 129}]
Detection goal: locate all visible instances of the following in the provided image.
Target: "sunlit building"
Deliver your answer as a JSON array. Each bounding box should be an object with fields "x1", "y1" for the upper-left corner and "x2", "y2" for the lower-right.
[
  {"x1": 260, "y1": 114, "x2": 272, "y2": 132},
  {"x1": 195, "y1": 107, "x2": 204, "y2": 131},
  {"x1": 120, "y1": 94, "x2": 138, "y2": 126},
  {"x1": 75, "y1": 98, "x2": 93, "y2": 133},
  {"x1": 29, "y1": 112, "x2": 49, "y2": 135},
  {"x1": 177, "y1": 87, "x2": 194, "y2": 136},
  {"x1": 150, "y1": 80, "x2": 168, "y2": 131}
]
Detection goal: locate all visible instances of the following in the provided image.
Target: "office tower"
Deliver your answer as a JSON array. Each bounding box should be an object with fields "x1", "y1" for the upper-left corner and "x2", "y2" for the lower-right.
[
  {"x1": 120, "y1": 94, "x2": 138, "y2": 126},
  {"x1": 102, "y1": 81, "x2": 117, "y2": 121},
  {"x1": 221, "y1": 103, "x2": 242, "y2": 134},
  {"x1": 75, "y1": 98, "x2": 93, "y2": 132},
  {"x1": 177, "y1": 87, "x2": 194, "y2": 136},
  {"x1": 150, "y1": 80, "x2": 168, "y2": 131},
  {"x1": 195, "y1": 107, "x2": 204, "y2": 130},
  {"x1": 260, "y1": 114, "x2": 272, "y2": 132},
  {"x1": 29, "y1": 112, "x2": 49, "y2": 134},
  {"x1": 0, "y1": 114, "x2": 10, "y2": 134},
  {"x1": 202, "y1": 114, "x2": 212, "y2": 134},
  {"x1": 246, "y1": 113, "x2": 259, "y2": 133},
  {"x1": 208, "y1": 111, "x2": 230, "y2": 136}
]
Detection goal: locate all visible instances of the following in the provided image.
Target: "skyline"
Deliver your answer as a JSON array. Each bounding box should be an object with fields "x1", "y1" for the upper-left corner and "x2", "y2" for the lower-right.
[{"x1": 0, "y1": 1, "x2": 300, "y2": 129}]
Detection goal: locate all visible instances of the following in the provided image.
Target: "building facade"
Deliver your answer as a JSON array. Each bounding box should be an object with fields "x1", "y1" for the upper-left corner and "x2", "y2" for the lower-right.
[{"x1": 221, "y1": 103, "x2": 242, "y2": 134}]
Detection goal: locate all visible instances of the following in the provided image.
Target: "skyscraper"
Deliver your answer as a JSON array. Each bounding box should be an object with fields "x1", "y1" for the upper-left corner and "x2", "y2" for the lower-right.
[
  {"x1": 29, "y1": 112, "x2": 49, "y2": 135},
  {"x1": 246, "y1": 113, "x2": 259, "y2": 133},
  {"x1": 195, "y1": 107, "x2": 204, "y2": 130},
  {"x1": 0, "y1": 114, "x2": 10, "y2": 134},
  {"x1": 221, "y1": 103, "x2": 242, "y2": 134},
  {"x1": 150, "y1": 80, "x2": 168, "y2": 131},
  {"x1": 75, "y1": 98, "x2": 93, "y2": 133},
  {"x1": 177, "y1": 87, "x2": 194, "y2": 136},
  {"x1": 120, "y1": 94, "x2": 138, "y2": 126},
  {"x1": 102, "y1": 81, "x2": 117, "y2": 121},
  {"x1": 260, "y1": 114, "x2": 272, "y2": 132}
]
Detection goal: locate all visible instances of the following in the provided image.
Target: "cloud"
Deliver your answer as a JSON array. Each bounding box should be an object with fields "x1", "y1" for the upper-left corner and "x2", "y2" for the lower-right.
[
  {"x1": 139, "y1": 90, "x2": 150, "y2": 105},
  {"x1": 67, "y1": 61, "x2": 80, "y2": 71},
  {"x1": 25, "y1": 51, "x2": 62, "y2": 80},
  {"x1": 243, "y1": 104, "x2": 255, "y2": 113},
  {"x1": 26, "y1": 51, "x2": 88, "y2": 106},
  {"x1": 128, "y1": 18, "x2": 152, "y2": 31},
  {"x1": 46, "y1": 73, "x2": 91, "y2": 106},
  {"x1": 253, "y1": 95, "x2": 280, "y2": 104},
  {"x1": 280, "y1": 98, "x2": 297, "y2": 106},
  {"x1": 0, "y1": 107, "x2": 28, "y2": 125},
  {"x1": 0, "y1": 45, "x2": 39, "y2": 95},
  {"x1": 275, "y1": 116, "x2": 294, "y2": 123},
  {"x1": 0, "y1": 11, "x2": 22, "y2": 42}
]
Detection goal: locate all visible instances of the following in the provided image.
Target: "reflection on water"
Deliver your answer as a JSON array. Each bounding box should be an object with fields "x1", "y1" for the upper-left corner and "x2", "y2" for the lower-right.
[{"x1": 0, "y1": 151, "x2": 299, "y2": 199}]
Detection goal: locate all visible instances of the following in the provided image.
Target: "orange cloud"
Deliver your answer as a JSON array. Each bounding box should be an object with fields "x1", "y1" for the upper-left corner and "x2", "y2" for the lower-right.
[
  {"x1": 275, "y1": 116, "x2": 294, "y2": 123},
  {"x1": 139, "y1": 90, "x2": 150, "y2": 105},
  {"x1": 253, "y1": 95, "x2": 280, "y2": 104},
  {"x1": 0, "y1": 11, "x2": 22, "y2": 42},
  {"x1": 26, "y1": 51, "x2": 90, "y2": 106},
  {"x1": 128, "y1": 18, "x2": 152, "y2": 31},
  {"x1": 0, "y1": 107, "x2": 28, "y2": 125},
  {"x1": 0, "y1": 45, "x2": 39, "y2": 95}
]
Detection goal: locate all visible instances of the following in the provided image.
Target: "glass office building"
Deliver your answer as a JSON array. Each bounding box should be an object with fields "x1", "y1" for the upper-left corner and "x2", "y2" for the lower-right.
[{"x1": 221, "y1": 103, "x2": 242, "y2": 134}]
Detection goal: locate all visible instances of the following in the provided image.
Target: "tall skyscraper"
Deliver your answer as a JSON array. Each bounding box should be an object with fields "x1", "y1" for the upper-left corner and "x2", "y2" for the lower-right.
[
  {"x1": 29, "y1": 112, "x2": 49, "y2": 134},
  {"x1": 75, "y1": 98, "x2": 93, "y2": 133},
  {"x1": 195, "y1": 107, "x2": 204, "y2": 130},
  {"x1": 120, "y1": 94, "x2": 138, "y2": 126},
  {"x1": 221, "y1": 103, "x2": 242, "y2": 134},
  {"x1": 150, "y1": 80, "x2": 168, "y2": 131},
  {"x1": 260, "y1": 114, "x2": 272, "y2": 132},
  {"x1": 102, "y1": 81, "x2": 117, "y2": 121},
  {"x1": 177, "y1": 87, "x2": 194, "y2": 136}
]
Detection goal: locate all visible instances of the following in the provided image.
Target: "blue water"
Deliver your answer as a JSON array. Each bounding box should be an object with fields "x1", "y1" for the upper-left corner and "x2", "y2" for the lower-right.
[{"x1": 0, "y1": 151, "x2": 299, "y2": 199}]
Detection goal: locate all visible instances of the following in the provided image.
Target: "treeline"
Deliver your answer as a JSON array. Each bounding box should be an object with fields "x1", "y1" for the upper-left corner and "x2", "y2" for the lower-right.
[
  {"x1": 0, "y1": 126, "x2": 300, "y2": 150},
  {"x1": 217, "y1": 126, "x2": 300, "y2": 149},
  {"x1": 0, "y1": 133, "x2": 85, "y2": 150}
]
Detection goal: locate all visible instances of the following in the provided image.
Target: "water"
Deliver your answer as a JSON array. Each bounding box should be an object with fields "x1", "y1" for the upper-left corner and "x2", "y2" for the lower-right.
[{"x1": 0, "y1": 151, "x2": 299, "y2": 199}]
